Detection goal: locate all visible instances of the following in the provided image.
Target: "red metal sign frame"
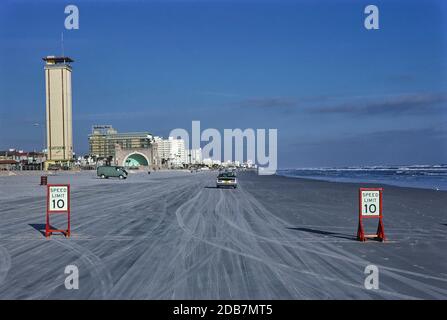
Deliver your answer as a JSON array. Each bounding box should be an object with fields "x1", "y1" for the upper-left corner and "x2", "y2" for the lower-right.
[
  {"x1": 46, "y1": 184, "x2": 70, "y2": 238},
  {"x1": 357, "y1": 188, "x2": 385, "y2": 242}
]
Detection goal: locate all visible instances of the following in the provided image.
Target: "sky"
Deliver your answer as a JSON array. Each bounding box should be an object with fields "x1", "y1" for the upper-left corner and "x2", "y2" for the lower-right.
[{"x1": 0, "y1": 0, "x2": 446, "y2": 168}]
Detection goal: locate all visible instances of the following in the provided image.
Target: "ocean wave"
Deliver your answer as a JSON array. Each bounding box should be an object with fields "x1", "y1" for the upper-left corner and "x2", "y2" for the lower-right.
[{"x1": 276, "y1": 165, "x2": 447, "y2": 191}]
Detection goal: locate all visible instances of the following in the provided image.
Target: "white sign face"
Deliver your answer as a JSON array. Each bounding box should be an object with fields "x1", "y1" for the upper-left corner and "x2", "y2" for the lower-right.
[
  {"x1": 49, "y1": 186, "x2": 69, "y2": 212},
  {"x1": 361, "y1": 190, "x2": 380, "y2": 216}
]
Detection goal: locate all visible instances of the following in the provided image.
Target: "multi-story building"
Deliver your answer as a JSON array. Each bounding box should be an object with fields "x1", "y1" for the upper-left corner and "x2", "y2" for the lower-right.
[
  {"x1": 153, "y1": 136, "x2": 165, "y2": 163},
  {"x1": 88, "y1": 125, "x2": 154, "y2": 167},
  {"x1": 153, "y1": 137, "x2": 186, "y2": 167},
  {"x1": 43, "y1": 56, "x2": 74, "y2": 168},
  {"x1": 169, "y1": 137, "x2": 186, "y2": 166},
  {"x1": 89, "y1": 125, "x2": 152, "y2": 157}
]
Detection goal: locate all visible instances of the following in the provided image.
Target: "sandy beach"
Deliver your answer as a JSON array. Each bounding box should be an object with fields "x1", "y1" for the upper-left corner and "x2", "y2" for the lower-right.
[{"x1": 0, "y1": 170, "x2": 446, "y2": 299}]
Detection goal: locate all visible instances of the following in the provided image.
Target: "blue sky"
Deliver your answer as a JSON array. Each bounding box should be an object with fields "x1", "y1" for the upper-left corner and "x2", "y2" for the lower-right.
[{"x1": 0, "y1": 0, "x2": 446, "y2": 167}]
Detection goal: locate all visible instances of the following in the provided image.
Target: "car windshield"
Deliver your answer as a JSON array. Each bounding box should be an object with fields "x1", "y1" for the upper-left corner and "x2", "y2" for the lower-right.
[{"x1": 218, "y1": 172, "x2": 235, "y2": 178}]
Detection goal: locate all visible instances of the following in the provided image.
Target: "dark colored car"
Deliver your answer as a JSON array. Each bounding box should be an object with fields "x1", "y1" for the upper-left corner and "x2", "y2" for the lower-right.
[{"x1": 97, "y1": 166, "x2": 128, "y2": 179}]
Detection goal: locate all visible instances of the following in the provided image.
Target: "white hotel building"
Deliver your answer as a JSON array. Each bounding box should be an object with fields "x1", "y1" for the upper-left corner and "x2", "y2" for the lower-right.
[{"x1": 154, "y1": 136, "x2": 187, "y2": 167}]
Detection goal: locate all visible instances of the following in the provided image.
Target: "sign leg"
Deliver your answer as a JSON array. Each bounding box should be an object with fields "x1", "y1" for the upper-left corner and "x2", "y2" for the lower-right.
[
  {"x1": 45, "y1": 212, "x2": 50, "y2": 238},
  {"x1": 357, "y1": 221, "x2": 365, "y2": 242},
  {"x1": 377, "y1": 219, "x2": 386, "y2": 242},
  {"x1": 67, "y1": 211, "x2": 70, "y2": 237}
]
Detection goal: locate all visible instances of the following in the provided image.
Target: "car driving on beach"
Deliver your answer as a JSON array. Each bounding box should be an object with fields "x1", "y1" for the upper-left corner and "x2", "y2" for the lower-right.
[
  {"x1": 216, "y1": 171, "x2": 237, "y2": 189},
  {"x1": 97, "y1": 165, "x2": 128, "y2": 179}
]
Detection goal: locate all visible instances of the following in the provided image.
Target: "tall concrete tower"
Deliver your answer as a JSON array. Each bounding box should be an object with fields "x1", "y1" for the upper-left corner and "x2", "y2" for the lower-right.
[{"x1": 43, "y1": 56, "x2": 74, "y2": 167}]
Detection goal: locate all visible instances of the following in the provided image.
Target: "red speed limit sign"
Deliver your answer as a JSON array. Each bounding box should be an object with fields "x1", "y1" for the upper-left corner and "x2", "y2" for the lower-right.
[
  {"x1": 357, "y1": 188, "x2": 385, "y2": 242},
  {"x1": 46, "y1": 184, "x2": 70, "y2": 238}
]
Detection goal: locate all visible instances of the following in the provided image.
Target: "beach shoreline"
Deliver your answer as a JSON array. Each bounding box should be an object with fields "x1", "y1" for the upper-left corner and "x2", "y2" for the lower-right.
[{"x1": 276, "y1": 166, "x2": 447, "y2": 192}]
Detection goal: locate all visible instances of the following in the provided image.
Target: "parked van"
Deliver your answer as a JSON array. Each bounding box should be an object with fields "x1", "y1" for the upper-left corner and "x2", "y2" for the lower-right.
[{"x1": 97, "y1": 166, "x2": 128, "y2": 179}]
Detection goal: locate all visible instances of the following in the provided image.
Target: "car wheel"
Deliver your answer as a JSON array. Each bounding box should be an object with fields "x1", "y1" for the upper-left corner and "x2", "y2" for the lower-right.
[
  {"x1": 100, "y1": 174, "x2": 105, "y2": 179},
  {"x1": 119, "y1": 175, "x2": 124, "y2": 180}
]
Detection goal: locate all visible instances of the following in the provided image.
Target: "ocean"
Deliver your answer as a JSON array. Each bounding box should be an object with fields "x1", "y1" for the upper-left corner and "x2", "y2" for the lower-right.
[{"x1": 276, "y1": 165, "x2": 447, "y2": 191}]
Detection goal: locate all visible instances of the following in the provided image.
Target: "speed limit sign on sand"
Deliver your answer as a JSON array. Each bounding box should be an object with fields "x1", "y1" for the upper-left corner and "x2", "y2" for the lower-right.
[
  {"x1": 46, "y1": 184, "x2": 70, "y2": 238},
  {"x1": 357, "y1": 188, "x2": 385, "y2": 242}
]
